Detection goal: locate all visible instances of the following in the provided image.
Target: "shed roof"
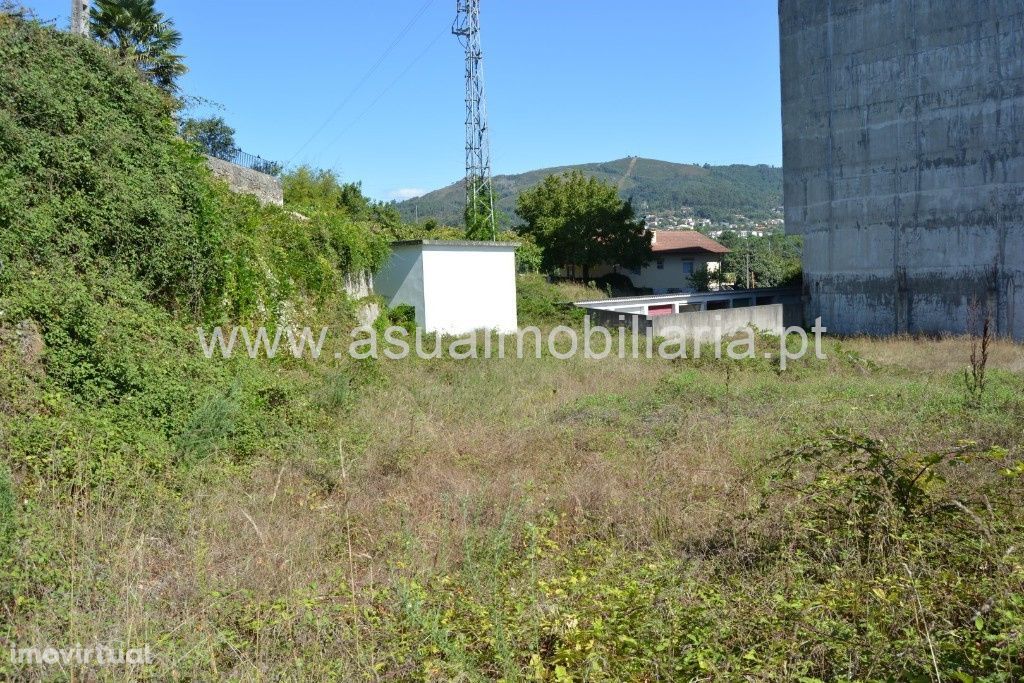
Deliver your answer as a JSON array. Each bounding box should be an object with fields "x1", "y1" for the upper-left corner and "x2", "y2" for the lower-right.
[{"x1": 391, "y1": 239, "x2": 519, "y2": 249}]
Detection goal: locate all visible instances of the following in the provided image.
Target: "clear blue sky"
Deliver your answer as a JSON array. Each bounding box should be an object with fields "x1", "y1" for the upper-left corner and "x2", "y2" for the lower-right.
[{"x1": 27, "y1": 1, "x2": 782, "y2": 201}]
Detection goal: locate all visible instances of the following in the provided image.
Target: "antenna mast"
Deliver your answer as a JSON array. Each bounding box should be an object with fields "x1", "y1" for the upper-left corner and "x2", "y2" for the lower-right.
[{"x1": 453, "y1": 0, "x2": 496, "y2": 239}]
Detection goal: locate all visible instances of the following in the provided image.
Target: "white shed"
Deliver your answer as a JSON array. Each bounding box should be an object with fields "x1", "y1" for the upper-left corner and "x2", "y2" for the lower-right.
[{"x1": 374, "y1": 240, "x2": 519, "y2": 334}]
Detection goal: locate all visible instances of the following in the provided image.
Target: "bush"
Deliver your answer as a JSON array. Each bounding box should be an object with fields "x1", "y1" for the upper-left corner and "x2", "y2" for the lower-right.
[
  {"x1": 0, "y1": 16, "x2": 225, "y2": 314},
  {"x1": 516, "y1": 274, "x2": 606, "y2": 326},
  {"x1": 0, "y1": 15, "x2": 388, "y2": 493}
]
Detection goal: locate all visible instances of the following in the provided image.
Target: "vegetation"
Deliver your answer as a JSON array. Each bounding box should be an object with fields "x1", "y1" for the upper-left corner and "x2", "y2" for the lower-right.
[
  {"x1": 0, "y1": 2, "x2": 388, "y2": 588},
  {"x1": 464, "y1": 184, "x2": 501, "y2": 240},
  {"x1": 516, "y1": 170, "x2": 651, "y2": 280},
  {"x1": 394, "y1": 157, "x2": 783, "y2": 227},
  {"x1": 89, "y1": 0, "x2": 186, "y2": 96},
  {"x1": 717, "y1": 230, "x2": 804, "y2": 288},
  {"x1": 516, "y1": 273, "x2": 605, "y2": 325},
  {"x1": 180, "y1": 115, "x2": 238, "y2": 160},
  {"x1": 282, "y1": 166, "x2": 372, "y2": 219},
  {"x1": 2, "y1": 9, "x2": 1023, "y2": 683},
  {"x1": 687, "y1": 264, "x2": 714, "y2": 292}
]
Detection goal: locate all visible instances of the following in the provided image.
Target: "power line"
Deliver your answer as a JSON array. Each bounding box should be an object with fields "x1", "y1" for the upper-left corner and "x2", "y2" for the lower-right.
[
  {"x1": 284, "y1": 0, "x2": 437, "y2": 167},
  {"x1": 324, "y1": 26, "x2": 448, "y2": 170}
]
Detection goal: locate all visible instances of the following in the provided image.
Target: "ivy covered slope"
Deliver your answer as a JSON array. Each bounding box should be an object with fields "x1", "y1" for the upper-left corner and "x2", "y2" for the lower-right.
[{"x1": 0, "y1": 13, "x2": 387, "y2": 494}]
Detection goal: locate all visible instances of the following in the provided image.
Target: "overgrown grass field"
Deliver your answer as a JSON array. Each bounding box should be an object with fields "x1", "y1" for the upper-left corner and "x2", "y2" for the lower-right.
[
  {"x1": 4, "y1": 321, "x2": 1022, "y2": 680},
  {"x1": 2, "y1": 12, "x2": 1023, "y2": 682}
]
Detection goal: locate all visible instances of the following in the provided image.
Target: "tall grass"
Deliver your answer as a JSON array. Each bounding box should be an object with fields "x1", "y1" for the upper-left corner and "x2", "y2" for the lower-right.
[{"x1": 4, "y1": 330, "x2": 1021, "y2": 680}]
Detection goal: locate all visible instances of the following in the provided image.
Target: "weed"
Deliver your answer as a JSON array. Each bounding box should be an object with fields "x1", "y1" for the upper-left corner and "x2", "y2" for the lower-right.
[{"x1": 964, "y1": 301, "x2": 992, "y2": 408}]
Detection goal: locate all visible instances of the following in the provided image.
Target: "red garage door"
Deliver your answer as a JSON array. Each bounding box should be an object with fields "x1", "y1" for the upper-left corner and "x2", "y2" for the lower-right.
[{"x1": 648, "y1": 304, "x2": 674, "y2": 317}]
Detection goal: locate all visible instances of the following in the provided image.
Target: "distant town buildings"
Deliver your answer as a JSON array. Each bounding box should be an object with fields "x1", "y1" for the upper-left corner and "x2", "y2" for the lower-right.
[
  {"x1": 644, "y1": 213, "x2": 784, "y2": 238},
  {"x1": 707, "y1": 229, "x2": 765, "y2": 239}
]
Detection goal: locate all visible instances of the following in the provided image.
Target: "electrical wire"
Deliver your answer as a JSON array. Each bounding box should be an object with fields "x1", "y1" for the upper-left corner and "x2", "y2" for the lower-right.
[
  {"x1": 324, "y1": 25, "x2": 449, "y2": 171},
  {"x1": 284, "y1": 0, "x2": 437, "y2": 167}
]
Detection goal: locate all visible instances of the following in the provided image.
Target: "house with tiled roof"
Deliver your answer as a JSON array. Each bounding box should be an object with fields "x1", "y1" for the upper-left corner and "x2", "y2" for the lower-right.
[{"x1": 590, "y1": 230, "x2": 730, "y2": 294}]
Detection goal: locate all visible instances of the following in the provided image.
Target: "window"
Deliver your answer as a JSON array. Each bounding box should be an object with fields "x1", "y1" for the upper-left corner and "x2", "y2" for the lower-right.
[
  {"x1": 656, "y1": 258, "x2": 664, "y2": 270},
  {"x1": 682, "y1": 260, "x2": 695, "y2": 275}
]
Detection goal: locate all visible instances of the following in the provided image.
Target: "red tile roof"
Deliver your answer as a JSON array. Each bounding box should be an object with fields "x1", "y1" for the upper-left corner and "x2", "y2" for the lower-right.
[{"x1": 650, "y1": 230, "x2": 730, "y2": 254}]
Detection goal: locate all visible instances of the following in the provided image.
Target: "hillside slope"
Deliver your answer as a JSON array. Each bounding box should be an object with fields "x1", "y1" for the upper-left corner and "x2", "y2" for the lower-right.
[
  {"x1": 396, "y1": 157, "x2": 782, "y2": 226},
  {"x1": 0, "y1": 12, "x2": 386, "y2": 631}
]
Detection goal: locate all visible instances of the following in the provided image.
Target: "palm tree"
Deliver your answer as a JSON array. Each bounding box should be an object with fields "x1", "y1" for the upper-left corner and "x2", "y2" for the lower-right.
[{"x1": 89, "y1": 0, "x2": 187, "y2": 96}]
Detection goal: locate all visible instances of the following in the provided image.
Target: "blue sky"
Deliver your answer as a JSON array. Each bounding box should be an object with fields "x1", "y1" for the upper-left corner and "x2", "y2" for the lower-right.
[{"x1": 28, "y1": 1, "x2": 782, "y2": 201}]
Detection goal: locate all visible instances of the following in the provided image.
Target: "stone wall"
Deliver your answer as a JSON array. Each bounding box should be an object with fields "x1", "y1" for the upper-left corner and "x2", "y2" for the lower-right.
[
  {"x1": 344, "y1": 271, "x2": 379, "y2": 326},
  {"x1": 206, "y1": 156, "x2": 284, "y2": 206},
  {"x1": 343, "y1": 271, "x2": 374, "y2": 300},
  {"x1": 779, "y1": 0, "x2": 1023, "y2": 340}
]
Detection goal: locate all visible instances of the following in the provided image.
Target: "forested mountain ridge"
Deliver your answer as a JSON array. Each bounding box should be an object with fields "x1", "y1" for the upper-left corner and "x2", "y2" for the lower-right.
[{"x1": 395, "y1": 157, "x2": 782, "y2": 226}]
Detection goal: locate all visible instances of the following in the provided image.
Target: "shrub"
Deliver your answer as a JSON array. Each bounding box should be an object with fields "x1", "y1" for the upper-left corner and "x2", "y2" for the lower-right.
[
  {"x1": 0, "y1": 15, "x2": 388, "y2": 493},
  {"x1": 0, "y1": 16, "x2": 224, "y2": 314},
  {"x1": 516, "y1": 273, "x2": 603, "y2": 326}
]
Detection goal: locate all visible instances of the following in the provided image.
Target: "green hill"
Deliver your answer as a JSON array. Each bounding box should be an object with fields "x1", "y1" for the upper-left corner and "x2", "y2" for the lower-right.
[
  {"x1": 395, "y1": 157, "x2": 782, "y2": 226},
  {"x1": 0, "y1": 9, "x2": 385, "y2": 546}
]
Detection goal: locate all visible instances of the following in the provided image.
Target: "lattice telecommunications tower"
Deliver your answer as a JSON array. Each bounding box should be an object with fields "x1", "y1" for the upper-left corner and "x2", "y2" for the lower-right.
[{"x1": 452, "y1": 0, "x2": 496, "y2": 239}]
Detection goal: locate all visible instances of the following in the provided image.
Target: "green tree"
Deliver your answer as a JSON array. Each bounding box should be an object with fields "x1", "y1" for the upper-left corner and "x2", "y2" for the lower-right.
[
  {"x1": 180, "y1": 116, "x2": 237, "y2": 159},
  {"x1": 717, "y1": 231, "x2": 802, "y2": 288},
  {"x1": 515, "y1": 170, "x2": 651, "y2": 279},
  {"x1": 513, "y1": 235, "x2": 543, "y2": 274},
  {"x1": 89, "y1": 0, "x2": 187, "y2": 96},
  {"x1": 282, "y1": 167, "x2": 370, "y2": 218},
  {"x1": 688, "y1": 266, "x2": 714, "y2": 292}
]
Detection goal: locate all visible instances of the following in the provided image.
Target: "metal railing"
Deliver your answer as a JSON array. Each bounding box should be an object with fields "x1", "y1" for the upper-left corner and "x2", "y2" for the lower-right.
[{"x1": 214, "y1": 148, "x2": 282, "y2": 176}]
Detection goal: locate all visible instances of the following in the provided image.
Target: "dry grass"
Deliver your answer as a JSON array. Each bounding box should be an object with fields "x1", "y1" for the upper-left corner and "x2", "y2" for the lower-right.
[
  {"x1": 5, "y1": 333, "x2": 1023, "y2": 680},
  {"x1": 843, "y1": 334, "x2": 1024, "y2": 373}
]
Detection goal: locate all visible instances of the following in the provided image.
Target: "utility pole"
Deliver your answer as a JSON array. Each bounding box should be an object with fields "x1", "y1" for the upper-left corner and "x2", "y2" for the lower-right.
[
  {"x1": 452, "y1": 0, "x2": 496, "y2": 239},
  {"x1": 71, "y1": 0, "x2": 89, "y2": 36},
  {"x1": 745, "y1": 238, "x2": 752, "y2": 289}
]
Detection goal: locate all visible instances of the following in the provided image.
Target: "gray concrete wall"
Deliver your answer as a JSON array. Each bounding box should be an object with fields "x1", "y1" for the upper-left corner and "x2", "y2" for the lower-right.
[
  {"x1": 578, "y1": 288, "x2": 805, "y2": 328},
  {"x1": 650, "y1": 304, "x2": 784, "y2": 342},
  {"x1": 206, "y1": 156, "x2": 284, "y2": 206},
  {"x1": 374, "y1": 244, "x2": 426, "y2": 327},
  {"x1": 779, "y1": 0, "x2": 1023, "y2": 340}
]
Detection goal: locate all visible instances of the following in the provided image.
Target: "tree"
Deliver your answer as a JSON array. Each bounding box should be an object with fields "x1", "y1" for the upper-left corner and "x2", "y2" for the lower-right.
[
  {"x1": 282, "y1": 166, "x2": 370, "y2": 218},
  {"x1": 180, "y1": 117, "x2": 238, "y2": 160},
  {"x1": 688, "y1": 266, "x2": 714, "y2": 292},
  {"x1": 515, "y1": 170, "x2": 651, "y2": 280},
  {"x1": 717, "y1": 231, "x2": 803, "y2": 289},
  {"x1": 513, "y1": 235, "x2": 544, "y2": 274},
  {"x1": 90, "y1": 0, "x2": 186, "y2": 96}
]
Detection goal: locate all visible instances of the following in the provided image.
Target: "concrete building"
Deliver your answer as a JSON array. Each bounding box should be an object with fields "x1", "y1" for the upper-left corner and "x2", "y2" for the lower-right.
[
  {"x1": 575, "y1": 287, "x2": 803, "y2": 331},
  {"x1": 779, "y1": 0, "x2": 1023, "y2": 340},
  {"x1": 591, "y1": 230, "x2": 729, "y2": 293},
  {"x1": 374, "y1": 240, "x2": 519, "y2": 334}
]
